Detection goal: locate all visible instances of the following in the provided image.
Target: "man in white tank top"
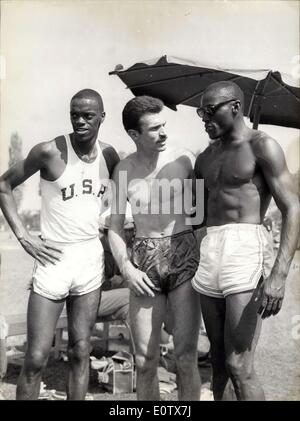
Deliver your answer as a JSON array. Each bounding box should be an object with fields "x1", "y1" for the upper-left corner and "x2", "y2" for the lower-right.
[{"x1": 0, "y1": 89, "x2": 119, "y2": 400}]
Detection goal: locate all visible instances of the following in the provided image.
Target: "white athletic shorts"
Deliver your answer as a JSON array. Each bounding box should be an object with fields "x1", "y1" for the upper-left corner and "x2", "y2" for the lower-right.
[
  {"x1": 31, "y1": 237, "x2": 105, "y2": 300},
  {"x1": 192, "y1": 224, "x2": 275, "y2": 298}
]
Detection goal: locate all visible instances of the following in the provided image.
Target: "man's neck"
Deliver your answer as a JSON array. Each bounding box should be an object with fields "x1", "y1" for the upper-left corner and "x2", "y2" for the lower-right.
[
  {"x1": 71, "y1": 133, "x2": 99, "y2": 160},
  {"x1": 136, "y1": 148, "x2": 161, "y2": 169},
  {"x1": 220, "y1": 119, "x2": 250, "y2": 146}
]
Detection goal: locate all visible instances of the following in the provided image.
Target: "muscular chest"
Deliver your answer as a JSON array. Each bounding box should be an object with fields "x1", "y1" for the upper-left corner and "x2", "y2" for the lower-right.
[
  {"x1": 128, "y1": 162, "x2": 187, "y2": 208},
  {"x1": 203, "y1": 144, "x2": 256, "y2": 189}
]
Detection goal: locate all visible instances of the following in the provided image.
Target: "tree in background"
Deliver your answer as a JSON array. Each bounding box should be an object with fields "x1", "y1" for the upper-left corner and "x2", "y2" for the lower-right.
[{"x1": 8, "y1": 132, "x2": 24, "y2": 211}]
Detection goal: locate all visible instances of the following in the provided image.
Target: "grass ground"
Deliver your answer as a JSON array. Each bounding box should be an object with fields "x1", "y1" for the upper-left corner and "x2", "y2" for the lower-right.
[{"x1": 0, "y1": 231, "x2": 299, "y2": 400}]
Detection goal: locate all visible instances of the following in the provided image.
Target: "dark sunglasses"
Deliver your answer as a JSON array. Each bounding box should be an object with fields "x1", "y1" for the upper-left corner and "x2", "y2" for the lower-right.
[{"x1": 197, "y1": 98, "x2": 237, "y2": 118}]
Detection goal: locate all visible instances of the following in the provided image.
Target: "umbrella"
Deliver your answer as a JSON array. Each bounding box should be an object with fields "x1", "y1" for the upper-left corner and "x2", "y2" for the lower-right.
[{"x1": 109, "y1": 55, "x2": 300, "y2": 130}]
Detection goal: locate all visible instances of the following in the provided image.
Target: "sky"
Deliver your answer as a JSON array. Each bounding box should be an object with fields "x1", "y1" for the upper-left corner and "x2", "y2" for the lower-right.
[{"x1": 0, "y1": 0, "x2": 299, "y2": 210}]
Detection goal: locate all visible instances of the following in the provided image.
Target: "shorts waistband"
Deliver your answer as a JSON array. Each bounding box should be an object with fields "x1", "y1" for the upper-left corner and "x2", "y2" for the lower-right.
[
  {"x1": 207, "y1": 223, "x2": 262, "y2": 234},
  {"x1": 41, "y1": 235, "x2": 99, "y2": 247},
  {"x1": 135, "y1": 229, "x2": 193, "y2": 241}
]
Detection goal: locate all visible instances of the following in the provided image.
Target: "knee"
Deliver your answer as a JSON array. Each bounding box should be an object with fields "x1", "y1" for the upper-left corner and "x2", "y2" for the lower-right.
[
  {"x1": 225, "y1": 354, "x2": 252, "y2": 380},
  {"x1": 175, "y1": 349, "x2": 197, "y2": 373},
  {"x1": 68, "y1": 339, "x2": 90, "y2": 363},
  {"x1": 135, "y1": 352, "x2": 159, "y2": 375},
  {"x1": 25, "y1": 349, "x2": 48, "y2": 373}
]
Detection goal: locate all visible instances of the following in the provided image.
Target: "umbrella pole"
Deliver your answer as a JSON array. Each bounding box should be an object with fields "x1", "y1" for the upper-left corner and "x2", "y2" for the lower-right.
[
  {"x1": 251, "y1": 71, "x2": 273, "y2": 130},
  {"x1": 252, "y1": 107, "x2": 261, "y2": 130}
]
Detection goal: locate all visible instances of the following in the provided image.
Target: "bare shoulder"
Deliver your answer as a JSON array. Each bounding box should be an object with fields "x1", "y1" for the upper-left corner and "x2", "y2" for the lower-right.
[
  {"x1": 169, "y1": 147, "x2": 195, "y2": 159},
  {"x1": 3, "y1": 136, "x2": 65, "y2": 178},
  {"x1": 99, "y1": 141, "x2": 120, "y2": 177},
  {"x1": 250, "y1": 130, "x2": 287, "y2": 174},
  {"x1": 165, "y1": 148, "x2": 196, "y2": 169},
  {"x1": 98, "y1": 141, "x2": 119, "y2": 163},
  {"x1": 99, "y1": 141, "x2": 118, "y2": 155},
  {"x1": 29, "y1": 136, "x2": 65, "y2": 163},
  {"x1": 113, "y1": 153, "x2": 136, "y2": 176},
  {"x1": 250, "y1": 130, "x2": 284, "y2": 161}
]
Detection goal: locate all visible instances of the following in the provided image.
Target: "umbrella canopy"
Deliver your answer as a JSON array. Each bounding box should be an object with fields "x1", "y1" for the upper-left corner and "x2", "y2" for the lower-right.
[{"x1": 110, "y1": 55, "x2": 300, "y2": 129}]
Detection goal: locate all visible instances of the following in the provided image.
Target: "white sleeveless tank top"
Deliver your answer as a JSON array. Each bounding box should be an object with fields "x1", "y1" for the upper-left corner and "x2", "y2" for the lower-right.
[{"x1": 40, "y1": 134, "x2": 110, "y2": 242}]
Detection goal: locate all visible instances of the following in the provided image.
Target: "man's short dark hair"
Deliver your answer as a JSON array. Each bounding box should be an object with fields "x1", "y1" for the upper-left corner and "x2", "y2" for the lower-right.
[
  {"x1": 122, "y1": 95, "x2": 164, "y2": 132},
  {"x1": 71, "y1": 89, "x2": 104, "y2": 111}
]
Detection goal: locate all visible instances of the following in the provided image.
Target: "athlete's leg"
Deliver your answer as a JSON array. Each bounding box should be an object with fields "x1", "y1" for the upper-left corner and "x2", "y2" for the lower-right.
[
  {"x1": 169, "y1": 282, "x2": 201, "y2": 400},
  {"x1": 224, "y1": 283, "x2": 265, "y2": 400},
  {"x1": 200, "y1": 294, "x2": 232, "y2": 400},
  {"x1": 16, "y1": 291, "x2": 65, "y2": 400},
  {"x1": 130, "y1": 292, "x2": 167, "y2": 400},
  {"x1": 66, "y1": 288, "x2": 101, "y2": 400}
]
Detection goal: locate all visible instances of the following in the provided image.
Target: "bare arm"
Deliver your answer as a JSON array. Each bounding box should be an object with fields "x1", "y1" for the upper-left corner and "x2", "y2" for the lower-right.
[
  {"x1": 108, "y1": 161, "x2": 155, "y2": 297},
  {"x1": 0, "y1": 147, "x2": 41, "y2": 239},
  {"x1": 255, "y1": 136, "x2": 300, "y2": 318},
  {"x1": 0, "y1": 143, "x2": 62, "y2": 265}
]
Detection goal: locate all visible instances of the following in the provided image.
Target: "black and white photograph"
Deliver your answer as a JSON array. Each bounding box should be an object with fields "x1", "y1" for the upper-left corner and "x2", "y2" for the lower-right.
[{"x1": 0, "y1": 0, "x2": 299, "y2": 402}]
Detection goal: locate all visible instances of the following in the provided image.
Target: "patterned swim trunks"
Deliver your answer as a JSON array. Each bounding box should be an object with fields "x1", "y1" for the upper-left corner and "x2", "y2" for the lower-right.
[{"x1": 131, "y1": 230, "x2": 200, "y2": 294}]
